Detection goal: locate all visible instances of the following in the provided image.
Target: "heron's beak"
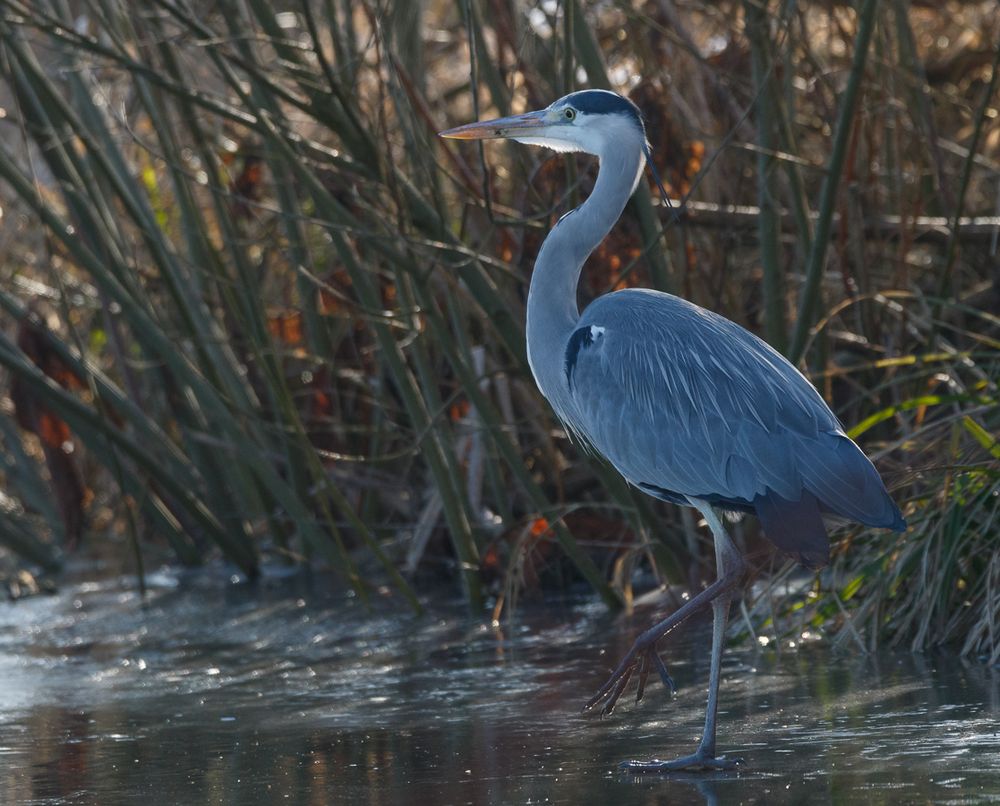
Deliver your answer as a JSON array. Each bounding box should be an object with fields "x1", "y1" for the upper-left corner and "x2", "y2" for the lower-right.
[{"x1": 439, "y1": 109, "x2": 547, "y2": 140}]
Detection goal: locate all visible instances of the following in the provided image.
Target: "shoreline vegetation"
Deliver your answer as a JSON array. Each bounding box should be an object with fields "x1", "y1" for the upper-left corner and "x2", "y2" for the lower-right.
[{"x1": 0, "y1": 1, "x2": 997, "y2": 657}]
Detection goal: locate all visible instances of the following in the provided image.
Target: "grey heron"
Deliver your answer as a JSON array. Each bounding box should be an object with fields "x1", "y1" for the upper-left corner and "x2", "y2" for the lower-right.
[{"x1": 440, "y1": 89, "x2": 905, "y2": 772}]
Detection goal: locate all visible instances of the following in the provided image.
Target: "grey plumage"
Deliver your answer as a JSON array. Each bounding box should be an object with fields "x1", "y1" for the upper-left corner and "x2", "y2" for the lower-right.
[
  {"x1": 557, "y1": 288, "x2": 904, "y2": 566},
  {"x1": 440, "y1": 87, "x2": 905, "y2": 771}
]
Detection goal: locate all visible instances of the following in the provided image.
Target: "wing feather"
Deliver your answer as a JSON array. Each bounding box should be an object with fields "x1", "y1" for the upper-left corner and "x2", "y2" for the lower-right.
[{"x1": 559, "y1": 289, "x2": 901, "y2": 530}]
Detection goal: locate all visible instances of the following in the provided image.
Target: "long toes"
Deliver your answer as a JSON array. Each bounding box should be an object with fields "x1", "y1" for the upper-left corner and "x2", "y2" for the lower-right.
[
  {"x1": 586, "y1": 645, "x2": 676, "y2": 713},
  {"x1": 635, "y1": 653, "x2": 650, "y2": 703},
  {"x1": 584, "y1": 651, "x2": 639, "y2": 712},
  {"x1": 718, "y1": 756, "x2": 744, "y2": 769},
  {"x1": 583, "y1": 690, "x2": 604, "y2": 712},
  {"x1": 601, "y1": 664, "x2": 634, "y2": 715},
  {"x1": 584, "y1": 677, "x2": 618, "y2": 712},
  {"x1": 619, "y1": 754, "x2": 744, "y2": 773},
  {"x1": 691, "y1": 755, "x2": 743, "y2": 771},
  {"x1": 651, "y1": 651, "x2": 676, "y2": 694}
]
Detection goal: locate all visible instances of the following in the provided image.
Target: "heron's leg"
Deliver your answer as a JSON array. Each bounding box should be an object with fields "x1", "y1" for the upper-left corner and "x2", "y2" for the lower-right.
[
  {"x1": 694, "y1": 502, "x2": 742, "y2": 760},
  {"x1": 584, "y1": 564, "x2": 742, "y2": 714},
  {"x1": 694, "y1": 590, "x2": 733, "y2": 759},
  {"x1": 586, "y1": 502, "x2": 746, "y2": 715},
  {"x1": 620, "y1": 501, "x2": 746, "y2": 773}
]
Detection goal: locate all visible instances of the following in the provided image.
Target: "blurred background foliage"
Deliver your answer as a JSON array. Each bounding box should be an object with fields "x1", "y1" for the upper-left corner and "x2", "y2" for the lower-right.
[{"x1": 0, "y1": 0, "x2": 997, "y2": 656}]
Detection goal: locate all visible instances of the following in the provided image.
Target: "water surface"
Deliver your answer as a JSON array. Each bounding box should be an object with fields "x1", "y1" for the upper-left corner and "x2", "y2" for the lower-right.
[{"x1": 1, "y1": 566, "x2": 998, "y2": 804}]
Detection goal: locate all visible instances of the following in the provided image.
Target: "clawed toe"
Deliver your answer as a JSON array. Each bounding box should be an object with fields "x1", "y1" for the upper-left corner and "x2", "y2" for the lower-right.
[
  {"x1": 649, "y1": 650, "x2": 676, "y2": 694},
  {"x1": 619, "y1": 753, "x2": 744, "y2": 773},
  {"x1": 585, "y1": 645, "x2": 675, "y2": 715}
]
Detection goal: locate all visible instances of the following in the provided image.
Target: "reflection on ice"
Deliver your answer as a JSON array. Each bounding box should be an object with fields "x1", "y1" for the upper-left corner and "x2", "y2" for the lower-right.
[{"x1": 0, "y1": 565, "x2": 998, "y2": 804}]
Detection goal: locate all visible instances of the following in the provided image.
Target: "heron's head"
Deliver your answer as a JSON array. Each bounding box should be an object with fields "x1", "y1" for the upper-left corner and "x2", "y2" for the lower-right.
[{"x1": 439, "y1": 90, "x2": 646, "y2": 157}]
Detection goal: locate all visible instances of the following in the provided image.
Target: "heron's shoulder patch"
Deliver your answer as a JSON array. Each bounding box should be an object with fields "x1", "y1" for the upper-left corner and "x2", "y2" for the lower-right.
[{"x1": 565, "y1": 324, "x2": 606, "y2": 389}]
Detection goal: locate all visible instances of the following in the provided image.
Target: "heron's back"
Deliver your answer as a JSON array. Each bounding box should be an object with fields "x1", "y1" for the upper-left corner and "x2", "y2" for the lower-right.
[{"x1": 555, "y1": 289, "x2": 905, "y2": 566}]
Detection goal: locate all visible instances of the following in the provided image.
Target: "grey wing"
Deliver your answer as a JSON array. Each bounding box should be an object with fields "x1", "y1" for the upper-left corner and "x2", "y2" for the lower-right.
[{"x1": 563, "y1": 289, "x2": 902, "y2": 531}]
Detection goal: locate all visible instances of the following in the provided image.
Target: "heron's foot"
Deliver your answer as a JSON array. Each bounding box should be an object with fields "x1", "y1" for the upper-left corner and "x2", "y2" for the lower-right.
[
  {"x1": 619, "y1": 751, "x2": 744, "y2": 773},
  {"x1": 584, "y1": 644, "x2": 675, "y2": 716}
]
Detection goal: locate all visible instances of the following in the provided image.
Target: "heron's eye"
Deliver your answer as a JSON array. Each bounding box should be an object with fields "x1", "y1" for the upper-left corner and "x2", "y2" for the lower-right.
[{"x1": 564, "y1": 108, "x2": 576, "y2": 120}]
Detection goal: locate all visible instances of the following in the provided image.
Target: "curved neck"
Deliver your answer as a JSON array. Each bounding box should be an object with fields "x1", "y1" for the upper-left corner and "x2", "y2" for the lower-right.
[{"x1": 526, "y1": 141, "x2": 644, "y2": 400}]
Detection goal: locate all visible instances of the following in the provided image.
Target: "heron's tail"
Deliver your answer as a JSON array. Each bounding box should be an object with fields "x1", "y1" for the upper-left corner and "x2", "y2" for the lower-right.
[
  {"x1": 795, "y1": 432, "x2": 907, "y2": 532},
  {"x1": 754, "y1": 489, "x2": 830, "y2": 569},
  {"x1": 755, "y1": 431, "x2": 906, "y2": 568}
]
